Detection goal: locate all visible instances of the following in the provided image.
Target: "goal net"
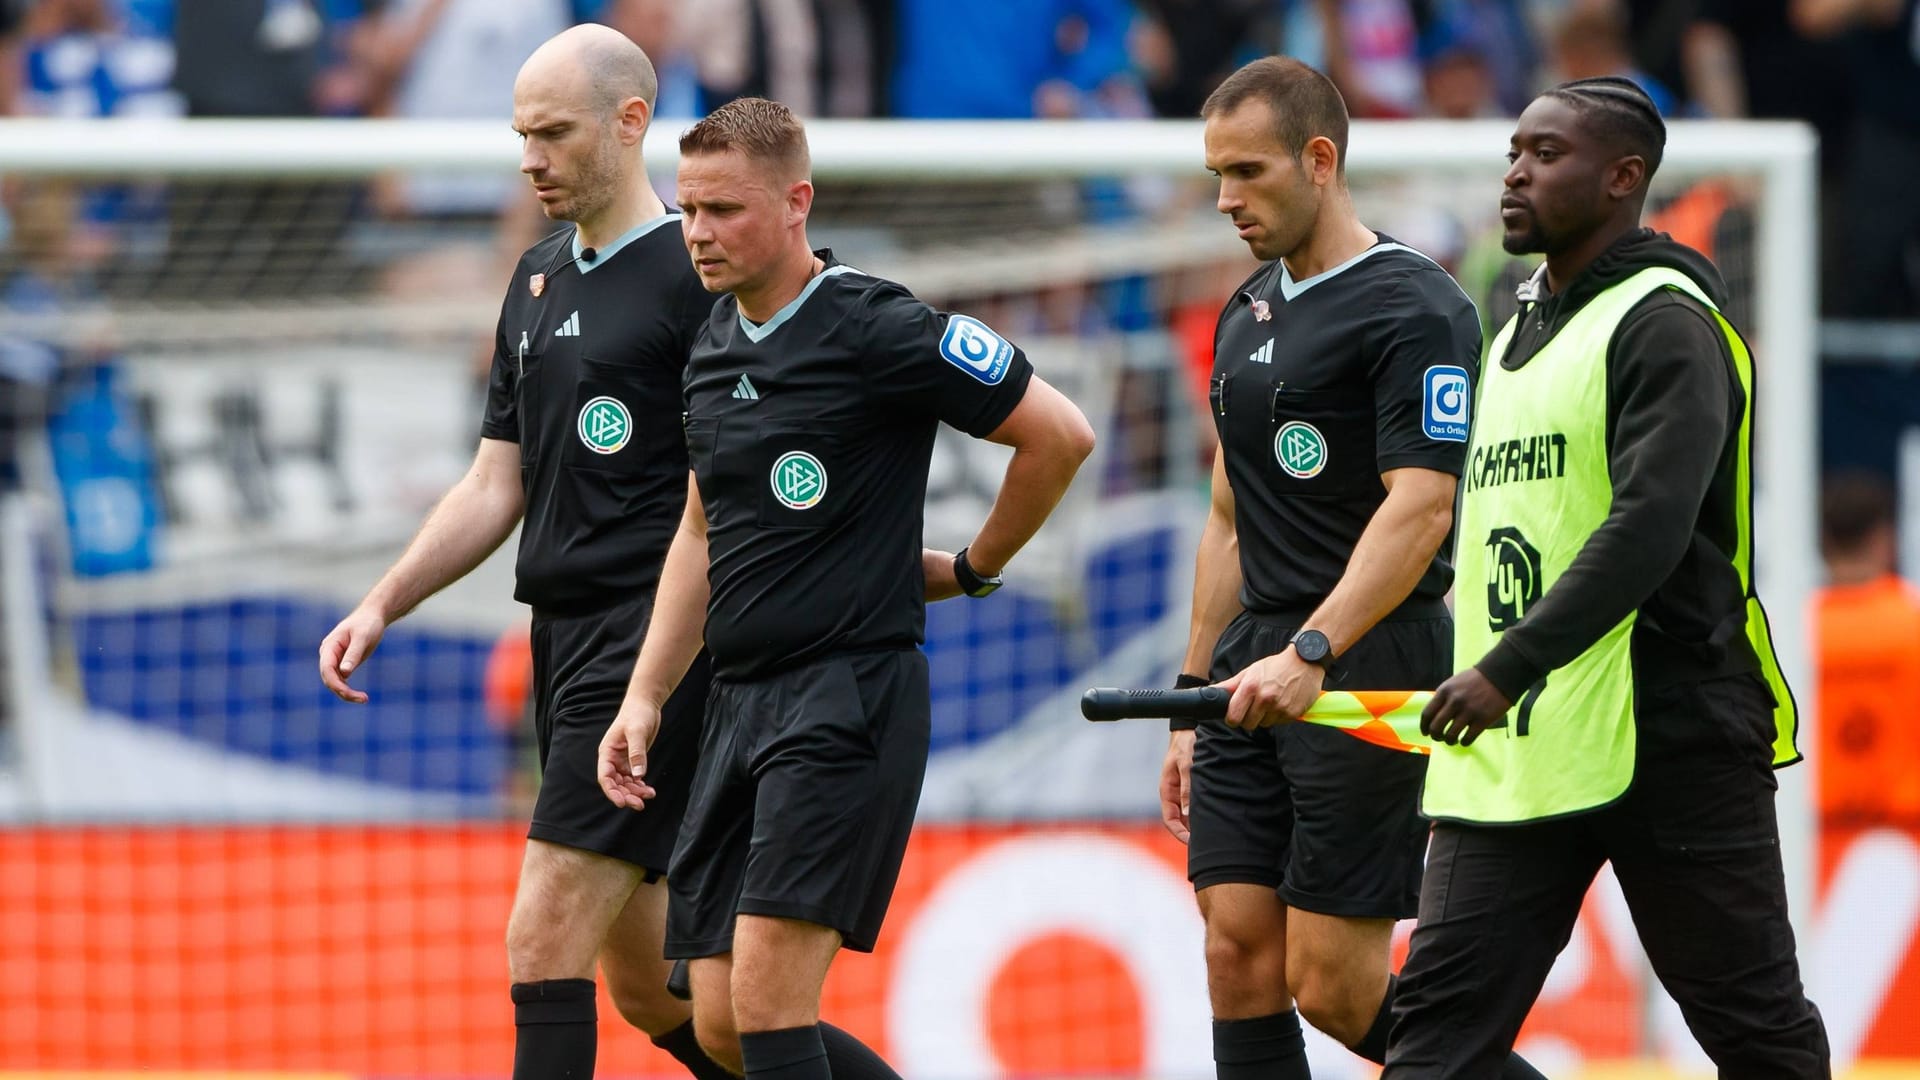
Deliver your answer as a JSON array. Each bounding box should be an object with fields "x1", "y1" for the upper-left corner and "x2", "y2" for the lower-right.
[{"x1": 1, "y1": 116, "x2": 1859, "y2": 1078}]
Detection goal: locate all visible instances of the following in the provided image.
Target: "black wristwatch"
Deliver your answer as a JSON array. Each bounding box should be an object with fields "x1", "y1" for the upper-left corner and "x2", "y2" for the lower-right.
[
  {"x1": 1291, "y1": 628, "x2": 1334, "y2": 666},
  {"x1": 953, "y1": 547, "x2": 1003, "y2": 598}
]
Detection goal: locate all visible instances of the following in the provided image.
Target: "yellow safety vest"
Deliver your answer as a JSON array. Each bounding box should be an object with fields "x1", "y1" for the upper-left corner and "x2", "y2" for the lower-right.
[{"x1": 1425, "y1": 265, "x2": 1798, "y2": 824}]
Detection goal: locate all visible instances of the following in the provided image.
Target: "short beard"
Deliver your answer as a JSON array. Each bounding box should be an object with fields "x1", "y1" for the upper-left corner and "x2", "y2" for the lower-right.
[
  {"x1": 1501, "y1": 228, "x2": 1542, "y2": 256},
  {"x1": 554, "y1": 136, "x2": 622, "y2": 224}
]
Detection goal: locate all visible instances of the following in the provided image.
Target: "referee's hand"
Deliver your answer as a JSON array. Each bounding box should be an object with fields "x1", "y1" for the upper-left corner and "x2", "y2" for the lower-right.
[
  {"x1": 1419, "y1": 668, "x2": 1512, "y2": 747},
  {"x1": 598, "y1": 699, "x2": 661, "y2": 810},
  {"x1": 318, "y1": 608, "x2": 387, "y2": 704},
  {"x1": 1159, "y1": 730, "x2": 1195, "y2": 844},
  {"x1": 1218, "y1": 650, "x2": 1324, "y2": 730}
]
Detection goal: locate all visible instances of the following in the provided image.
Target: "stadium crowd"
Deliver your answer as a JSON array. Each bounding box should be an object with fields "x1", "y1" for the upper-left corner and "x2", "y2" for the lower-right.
[{"x1": 0, "y1": 0, "x2": 1913, "y2": 315}]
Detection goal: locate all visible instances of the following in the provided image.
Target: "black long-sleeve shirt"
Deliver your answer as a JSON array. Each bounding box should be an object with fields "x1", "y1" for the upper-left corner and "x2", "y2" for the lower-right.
[{"x1": 1475, "y1": 230, "x2": 1760, "y2": 700}]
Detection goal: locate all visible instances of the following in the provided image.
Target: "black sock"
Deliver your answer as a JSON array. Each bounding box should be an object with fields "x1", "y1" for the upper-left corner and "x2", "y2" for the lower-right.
[
  {"x1": 739, "y1": 1025, "x2": 830, "y2": 1080},
  {"x1": 653, "y1": 1018, "x2": 739, "y2": 1080},
  {"x1": 512, "y1": 978, "x2": 598, "y2": 1080},
  {"x1": 1213, "y1": 1010, "x2": 1310, "y2": 1080},
  {"x1": 1356, "y1": 976, "x2": 1549, "y2": 1078},
  {"x1": 818, "y1": 1022, "x2": 901, "y2": 1080}
]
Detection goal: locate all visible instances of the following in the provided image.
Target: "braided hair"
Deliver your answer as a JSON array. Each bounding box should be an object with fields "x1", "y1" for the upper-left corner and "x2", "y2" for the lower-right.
[{"x1": 1543, "y1": 76, "x2": 1667, "y2": 183}]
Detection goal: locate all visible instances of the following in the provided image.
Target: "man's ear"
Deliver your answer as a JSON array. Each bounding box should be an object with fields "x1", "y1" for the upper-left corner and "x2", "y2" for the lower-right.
[
  {"x1": 1606, "y1": 154, "x2": 1648, "y2": 202},
  {"x1": 786, "y1": 178, "x2": 815, "y2": 224},
  {"x1": 1304, "y1": 134, "x2": 1342, "y2": 188},
  {"x1": 618, "y1": 95, "x2": 652, "y2": 145}
]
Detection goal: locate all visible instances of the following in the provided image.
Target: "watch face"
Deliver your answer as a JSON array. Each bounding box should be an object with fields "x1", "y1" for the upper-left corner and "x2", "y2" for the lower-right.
[
  {"x1": 1294, "y1": 630, "x2": 1331, "y2": 663},
  {"x1": 967, "y1": 575, "x2": 1002, "y2": 598}
]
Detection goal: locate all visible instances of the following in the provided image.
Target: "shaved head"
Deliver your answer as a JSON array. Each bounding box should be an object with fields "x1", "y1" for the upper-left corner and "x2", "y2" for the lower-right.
[
  {"x1": 513, "y1": 24, "x2": 659, "y2": 226},
  {"x1": 518, "y1": 22, "x2": 658, "y2": 120}
]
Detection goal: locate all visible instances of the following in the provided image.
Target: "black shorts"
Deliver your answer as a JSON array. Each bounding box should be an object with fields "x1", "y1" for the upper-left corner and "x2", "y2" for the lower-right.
[
  {"x1": 1387, "y1": 673, "x2": 1829, "y2": 1077},
  {"x1": 665, "y1": 649, "x2": 930, "y2": 958},
  {"x1": 527, "y1": 595, "x2": 711, "y2": 876},
  {"x1": 1187, "y1": 610, "x2": 1445, "y2": 919}
]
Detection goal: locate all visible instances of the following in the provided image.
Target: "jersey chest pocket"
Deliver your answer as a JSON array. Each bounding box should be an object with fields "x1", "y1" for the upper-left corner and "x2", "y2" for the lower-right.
[
  {"x1": 1268, "y1": 385, "x2": 1378, "y2": 494},
  {"x1": 566, "y1": 356, "x2": 674, "y2": 473},
  {"x1": 1218, "y1": 373, "x2": 1378, "y2": 496},
  {"x1": 753, "y1": 422, "x2": 847, "y2": 529}
]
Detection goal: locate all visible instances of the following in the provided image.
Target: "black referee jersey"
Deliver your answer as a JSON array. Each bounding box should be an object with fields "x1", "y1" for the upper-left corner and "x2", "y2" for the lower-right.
[
  {"x1": 684, "y1": 249, "x2": 1034, "y2": 681},
  {"x1": 1210, "y1": 235, "x2": 1481, "y2": 616},
  {"x1": 480, "y1": 214, "x2": 715, "y2": 615}
]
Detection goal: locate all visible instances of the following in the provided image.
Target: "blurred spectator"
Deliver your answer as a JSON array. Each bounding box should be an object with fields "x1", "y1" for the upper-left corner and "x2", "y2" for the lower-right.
[
  {"x1": 1816, "y1": 471, "x2": 1920, "y2": 829},
  {"x1": 592, "y1": 0, "x2": 698, "y2": 118},
  {"x1": 1685, "y1": 0, "x2": 1851, "y2": 135},
  {"x1": 1416, "y1": 0, "x2": 1536, "y2": 115},
  {"x1": 1284, "y1": 0, "x2": 1423, "y2": 118},
  {"x1": 1418, "y1": 21, "x2": 1500, "y2": 118},
  {"x1": 1793, "y1": 0, "x2": 1920, "y2": 318},
  {"x1": 0, "y1": 0, "x2": 25, "y2": 115},
  {"x1": 12, "y1": 0, "x2": 174, "y2": 296},
  {"x1": 1684, "y1": 0, "x2": 1853, "y2": 314},
  {"x1": 1616, "y1": 0, "x2": 1696, "y2": 104},
  {"x1": 892, "y1": 0, "x2": 1132, "y2": 119},
  {"x1": 172, "y1": 0, "x2": 370, "y2": 118},
  {"x1": 684, "y1": 0, "x2": 884, "y2": 117},
  {"x1": 0, "y1": 181, "x2": 159, "y2": 582},
  {"x1": 1547, "y1": 0, "x2": 1678, "y2": 113},
  {"x1": 363, "y1": 0, "x2": 569, "y2": 216},
  {"x1": 1129, "y1": 0, "x2": 1274, "y2": 118},
  {"x1": 160, "y1": 1, "x2": 379, "y2": 298},
  {"x1": 0, "y1": 185, "x2": 75, "y2": 498},
  {"x1": 20, "y1": 0, "x2": 178, "y2": 117}
]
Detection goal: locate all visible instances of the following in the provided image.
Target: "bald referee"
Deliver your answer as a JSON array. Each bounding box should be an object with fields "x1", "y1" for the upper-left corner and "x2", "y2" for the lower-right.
[
  {"x1": 599, "y1": 97, "x2": 1094, "y2": 1080},
  {"x1": 318, "y1": 26, "x2": 732, "y2": 1080},
  {"x1": 1385, "y1": 78, "x2": 1830, "y2": 1075}
]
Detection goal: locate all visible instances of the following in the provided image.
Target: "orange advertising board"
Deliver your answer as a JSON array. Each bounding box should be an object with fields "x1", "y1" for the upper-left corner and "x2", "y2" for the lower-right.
[{"x1": 2, "y1": 823, "x2": 1916, "y2": 1074}]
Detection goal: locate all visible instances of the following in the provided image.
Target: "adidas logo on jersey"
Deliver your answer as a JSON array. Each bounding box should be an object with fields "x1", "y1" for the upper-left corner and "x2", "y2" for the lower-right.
[
  {"x1": 1249, "y1": 338, "x2": 1274, "y2": 365},
  {"x1": 732, "y1": 374, "x2": 760, "y2": 400},
  {"x1": 553, "y1": 311, "x2": 582, "y2": 338}
]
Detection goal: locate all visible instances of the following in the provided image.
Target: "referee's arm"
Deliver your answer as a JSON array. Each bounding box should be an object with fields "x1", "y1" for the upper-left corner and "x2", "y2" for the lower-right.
[
  {"x1": 600, "y1": 472, "x2": 711, "y2": 810},
  {"x1": 1220, "y1": 465, "x2": 1457, "y2": 729},
  {"x1": 1300, "y1": 466, "x2": 1458, "y2": 658},
  {"x1": 955, "y1": 375, "x2": 1096, "y2": 576},
  {"x1": 320, "y1": 437, "x2": 524, "y2": 703}
]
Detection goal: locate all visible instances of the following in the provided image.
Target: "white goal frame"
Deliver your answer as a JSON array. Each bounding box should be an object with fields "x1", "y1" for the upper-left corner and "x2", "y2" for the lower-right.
[{"x1": 0, "y1": 116, "x2": 1821, "y2": 920}]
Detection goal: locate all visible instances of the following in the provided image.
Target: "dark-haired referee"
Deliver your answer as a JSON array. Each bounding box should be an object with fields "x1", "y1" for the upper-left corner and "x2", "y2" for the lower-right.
[
  {"x1": 1169, "y1": 56, "x2": 1545, "y2": 1080},
  {"x1": 1387, "y1": 78, "x2": 1830, "y2": 1076},
  {"x1": 318, "y1": 26, "x2": 733, "y2": 1080}
]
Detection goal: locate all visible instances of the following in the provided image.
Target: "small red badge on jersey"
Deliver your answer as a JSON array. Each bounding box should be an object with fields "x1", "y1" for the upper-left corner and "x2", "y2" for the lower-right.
[
  {"x1": 1252, "y1": 299, "x2": 1271, "y2": 322},
  {"x1": 529, "y1": 273, "x2": 546, "y2": 297}
]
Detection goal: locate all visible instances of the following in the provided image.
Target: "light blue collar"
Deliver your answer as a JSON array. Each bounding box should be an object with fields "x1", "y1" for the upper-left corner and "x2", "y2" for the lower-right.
[
  {"x1": 573, "y1": 213, "x2": 681, "y2": 274},
  {"x1": 738, "y1": 264, "x2": 858, "y2": 342},
  {"x1": 1277, "y1": 241, "x2": 1436, "y2": 300}
]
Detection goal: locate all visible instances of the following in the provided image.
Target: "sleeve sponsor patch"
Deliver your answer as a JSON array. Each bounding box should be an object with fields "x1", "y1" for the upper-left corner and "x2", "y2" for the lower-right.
[
  {"x1": 938, "y1": 314, "x2": 1014, "y2": 385},
  {"x1": 1422, "y1": 364, "x2": 1471, "y2": 442}
]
